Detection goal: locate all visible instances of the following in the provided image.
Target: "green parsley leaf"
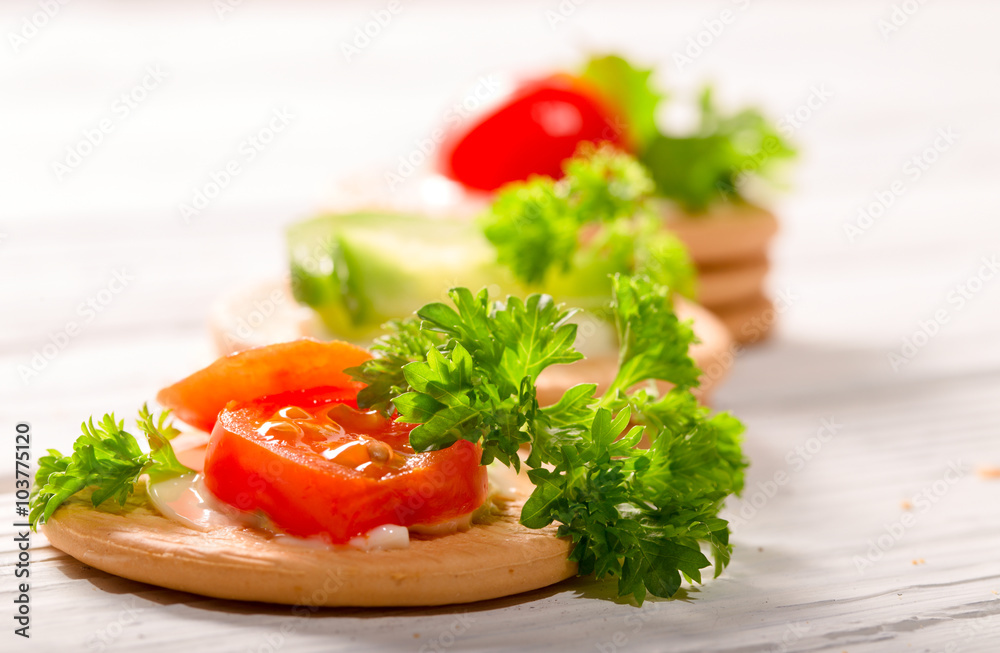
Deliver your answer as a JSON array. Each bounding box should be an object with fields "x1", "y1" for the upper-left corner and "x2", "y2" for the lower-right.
[
  {"x1": 346, "y1": 317, "x2": 447, "y2": 416},
  {"x1": 481, "y1": 177, "x2": 580, "y2": 286},
  {"x1": 641, "y1": 86, "x2": 796, "y2": 213},
  {"x1": 605, "y1": 274, "x2": 700, "y2": 397},
  {"x1": 29, "y1": 405, "x2": 193, "y2": 530},
  {"x1": 480, "y1": 144, "x2": 695, "y2": 300},
  {"x1": 372, "y1": 287, "x2": 583, "y2": 469},
  {"x1": 351, "y1": 274, "x2": 747, "y2": 604}
]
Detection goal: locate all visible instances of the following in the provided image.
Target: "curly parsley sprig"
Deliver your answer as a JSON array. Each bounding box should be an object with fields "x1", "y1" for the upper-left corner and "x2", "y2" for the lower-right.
[
  {"x1": 349, "y1": 274, "x2": 746, "y2": 604},
  {"x1": 639, "y1": 86, "x2": 796, "y2": 213},
  {"x1": 480, "y1": 144, "x2": 696, "y2": 298},
  {"x1": 29, "y1": 405, "x2": 192, "y2": 530}
]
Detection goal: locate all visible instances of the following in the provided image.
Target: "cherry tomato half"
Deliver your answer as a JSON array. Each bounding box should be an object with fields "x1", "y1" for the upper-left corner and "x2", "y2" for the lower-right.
[
  {"x1": 203, "y1": 387, "x2": 488, "y2": 543},
  {"x1": 440, "y1": 74, "x2": 628, "y2": 191}
]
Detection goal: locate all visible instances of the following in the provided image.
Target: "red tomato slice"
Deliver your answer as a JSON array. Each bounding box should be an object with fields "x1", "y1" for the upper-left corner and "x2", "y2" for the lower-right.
[
  {"x1": 441, "y1": 74, "x2": 628, "y2": 191},
  {"x1": 203, "y1": 388, "x2": 488, "y2": 542},
  {"x1": 157, "y1": 339, "x2": 371, "y2": 432}
]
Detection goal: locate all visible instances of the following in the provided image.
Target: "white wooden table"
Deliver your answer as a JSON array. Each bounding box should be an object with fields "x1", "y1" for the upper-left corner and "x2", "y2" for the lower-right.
[{"x1": 3, "y1": 1, "x2": 1000, "y2": 650}]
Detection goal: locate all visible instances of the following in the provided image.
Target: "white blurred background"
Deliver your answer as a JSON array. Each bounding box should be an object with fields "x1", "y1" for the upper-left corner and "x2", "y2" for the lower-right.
[{"x1": 2, "y1": 0, "x2": 999, "y2": 476}]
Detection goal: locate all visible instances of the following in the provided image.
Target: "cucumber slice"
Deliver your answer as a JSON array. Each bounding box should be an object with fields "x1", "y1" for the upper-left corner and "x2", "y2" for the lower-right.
[
  {"x1": 288, "y1": 213, "x2": 506, "y2": 340},
  {"x1": 287, "y1": 212, "x2": 687, "y2": 342}
]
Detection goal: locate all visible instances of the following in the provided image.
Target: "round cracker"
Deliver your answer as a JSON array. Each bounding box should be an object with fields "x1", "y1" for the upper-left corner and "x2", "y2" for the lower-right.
[
  {"x1": 695, "y1": 257, "x2": 770, "y2": 309},
  {"x1": 43, "y1": 463, "x2": 576, "y2": 607},
  {"x1": 713, "y1": 293, "x2": 777, "y2": 345},
  {"x1": 659, "y1": 202, "x2": 778, "y2": 266}
]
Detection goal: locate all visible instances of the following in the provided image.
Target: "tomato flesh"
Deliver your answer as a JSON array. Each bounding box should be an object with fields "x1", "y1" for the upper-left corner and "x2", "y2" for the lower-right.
[
  {"x1": 441, "y1": 75, "x2": 628, "y2": 191},
  {"x1": 203, "y1": 387, "x2": 488, "y2": 543},
  {"x1": 157, "y1": 339, "x2": 371, "y2": 433}
]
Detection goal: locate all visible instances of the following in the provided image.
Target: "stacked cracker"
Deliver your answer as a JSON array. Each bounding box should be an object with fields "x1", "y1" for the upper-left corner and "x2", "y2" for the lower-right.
[{"x1": 663, "y1": 203, "x2": 778, "y2": 344}]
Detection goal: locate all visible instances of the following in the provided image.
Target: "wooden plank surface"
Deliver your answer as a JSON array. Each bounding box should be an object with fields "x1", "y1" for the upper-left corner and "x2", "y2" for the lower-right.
[{"x1": 3, "y1": 0, "x2": 1000, "y2": 651}]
